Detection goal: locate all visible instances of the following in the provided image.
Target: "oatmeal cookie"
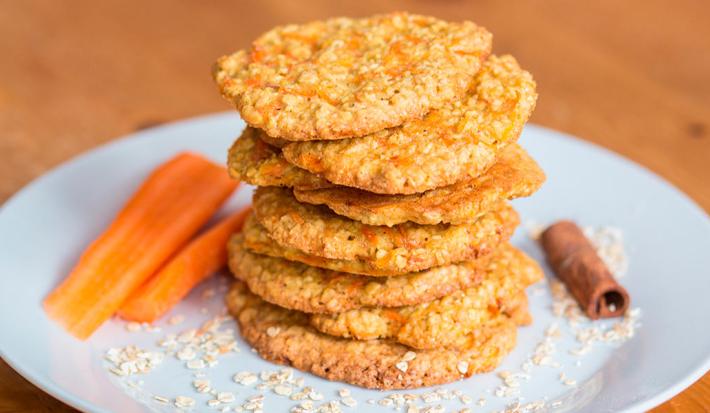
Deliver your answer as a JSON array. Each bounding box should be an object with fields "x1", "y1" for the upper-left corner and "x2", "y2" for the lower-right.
[
  {"x1": 281, "y1": 55, "x2": 537, "y2": 194},
  {"x1": 227, "y1": 128, "x2": 331, "y2": 189},
  {"x1": 228, "y1": 231, "x2": 514, "y2": 313},
  {"x1": 242, "y1": 216, "x2": 412, "y2": 276},
  {"x1": 309, "y1": 247, "x2": 542, "y2": 350},
  {"x1": 213, "y1": 13, "x2": 492, "y2": 140},
  {"x1": 294, "y1": 144, "x2": 545, "y2": 226},
  {"x1": 252, "y1": 187, "x2": 519, "y2": 274},
  {"x1": 227, "y1": 281, "x2": 517, "y2": 389}
]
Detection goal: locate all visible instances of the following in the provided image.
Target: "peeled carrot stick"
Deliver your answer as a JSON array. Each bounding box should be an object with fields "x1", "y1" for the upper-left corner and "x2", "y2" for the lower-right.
[
  {"x1": 44, "y1": 152, "x2": 238, "y2": 339},
  {"x1": 118, "y1": 206, "x2": 251, "y2": 323}
]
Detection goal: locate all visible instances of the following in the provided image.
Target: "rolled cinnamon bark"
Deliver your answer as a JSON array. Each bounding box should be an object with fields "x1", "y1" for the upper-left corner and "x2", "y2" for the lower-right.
[{"x1": 541, "y1": 220, "x2": 629, "y2": 319}]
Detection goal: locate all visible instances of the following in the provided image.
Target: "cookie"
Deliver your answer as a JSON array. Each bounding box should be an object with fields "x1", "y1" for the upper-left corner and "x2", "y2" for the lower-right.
[
  {"x1": 281, "y1": 55, "x2": 537, "y2": 194},
  {"x1": 242, "y1": 215, "x2": 408, "y2": 276},
  {"x1": 213, "y1": 13, "x2": 492, "y2": 140},
  {"x1": 227, "y1": 128, "x2": 331, "y2": 190},
  {"x1": 228, "y1": 232, "x2": 515, "y2": 313},
  {"x1": 294, "y1": 144, "x2": 545, "y2": 226},
  {"x1": 309, "y1": 247, "x2": 542, "y2": 350},
  {"x1": 309, "y1": 293, "x2": 529, "y2": 351},
  {"x1": 244, "y1": 215, "x2": 458, "y2": 277},
  {"x1": 252, "y1": 187, "x2": 519, "y2": 274},
  {"x1": 227, "y1": 281, "x2": 517, "y2": 390}
]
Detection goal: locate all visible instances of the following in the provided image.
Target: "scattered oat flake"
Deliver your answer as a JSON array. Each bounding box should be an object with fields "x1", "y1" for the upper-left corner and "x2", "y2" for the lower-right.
[
  {"x1": 308, "y1": 390, "x2": 324, "y2": 401},
  {"x1": 218, "y1": 392, "x2": 236, "y2": 403},
  {"x1": 341, "y1": 397, "x2": 357, "y2": 407},
  {"x1": 175, "y1": 395, "x2": 195, "y2": 408},
  {"x1": 424, "y1": 405, "x2": 444, "y2": 413},
  {"x1": 125, "y1": 322, "x2": 141, "y2": 332},
  {"x1": 234, "y1": 371, "x2": 258, "y2": 385},
  {"x1": 186, "y1": 359, "x2": 206, "y2": 369},
  {"x1": 193, "y1": 378, "x2": 211, "y2": 393},
  {"x1": 104, "y1": 345, "x2": 163, "y2": 376},
  {"x1": 395, "y1": 361, "x2": 408, "y2": 372},
  {"x1": 266, "y1": 326, "x2": 281, "y2": 337},
  {"x1": 274, "y1": 384, "x2": 292, "y2": 396},
  {"x1": 169, "y1": 314, "x2": 185, "y2": 325},
  {"x1": 153, "y1": 395, "x2": 169, "y2": 404},
  {"x1": 177, "y1": 346, "x2": 197, "y2": 361},
  {"x1": 583, "y1": 225, "x2": 628, "y2": 278}
]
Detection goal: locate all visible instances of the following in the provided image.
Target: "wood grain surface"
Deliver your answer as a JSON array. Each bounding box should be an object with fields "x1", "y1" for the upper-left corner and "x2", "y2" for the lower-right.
[{"x1": 0, "y1": 1, "x2": 708, "y2": 412}]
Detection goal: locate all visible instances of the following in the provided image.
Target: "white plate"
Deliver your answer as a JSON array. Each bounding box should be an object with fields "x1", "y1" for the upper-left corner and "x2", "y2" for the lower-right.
[{"x1": 1, "y1": 113, "x2": 709, "y2": 413}]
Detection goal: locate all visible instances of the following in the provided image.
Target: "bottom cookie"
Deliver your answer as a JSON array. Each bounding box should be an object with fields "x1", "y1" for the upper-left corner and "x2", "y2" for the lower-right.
[{"x1": 226, "y1": 281, "x2": 517, "y2": 390}]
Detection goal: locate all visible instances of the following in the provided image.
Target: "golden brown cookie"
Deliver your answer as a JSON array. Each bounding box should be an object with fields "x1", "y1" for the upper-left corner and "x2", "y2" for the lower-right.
[
  {"x1": 309, "y1": 295, "x2": 528, "y2": 351},
  {"x1": 506, "y1": 291, "x2": 532, "y2": 326},
  {"x1": 294, "y1": 144, "x2": 545, "y2": 226},
  {"x1": 309, "y1": 247, "x2": 542, "y2": 350},
  {"x1": 252, "y1": 187, "x2": 520, "y2": 274},
  {"x1": 256, "y1": 133, "x2": 289, "y2": 149},
  {"x1": 227, "y1": 281, "x2": 517, "y2": 390},
  {"x1": 281, "y1": 55, "x2": 537, "y2": 194},
  {"x1": 242, "y1": 211, "x2": 516, "y2": 277},
  {"x1": 227, "y1": 128, "x2": 331, "y2": 190},
  {"x1": 242, "y1": 216, "x2": 407, "y2": 276},
  {"x1": 228, "y1": 232, "x2": 514, "y2": 313},
  {"x1": 213, "y1": 13, "x2": 492, "y2": 141}
]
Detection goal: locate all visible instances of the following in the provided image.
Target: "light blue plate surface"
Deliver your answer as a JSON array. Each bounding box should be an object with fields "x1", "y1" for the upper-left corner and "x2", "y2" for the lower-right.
[{"x1": 0, "y1": 112, "x2": 708, "y2": 413}]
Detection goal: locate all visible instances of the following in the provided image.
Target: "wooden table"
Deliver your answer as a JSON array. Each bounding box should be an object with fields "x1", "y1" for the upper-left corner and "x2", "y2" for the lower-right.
[{"x1": 1, "y1": 1, "x2": 708, "y2": 411}]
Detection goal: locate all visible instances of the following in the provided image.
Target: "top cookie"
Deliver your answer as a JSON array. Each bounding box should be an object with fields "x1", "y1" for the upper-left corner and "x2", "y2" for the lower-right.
[
  {"x1": 280, "y1": 55, "x2": 537, "y2": 194},
  {"x1": 213, "y1": 13, "x2": 492, "y2": 140}
]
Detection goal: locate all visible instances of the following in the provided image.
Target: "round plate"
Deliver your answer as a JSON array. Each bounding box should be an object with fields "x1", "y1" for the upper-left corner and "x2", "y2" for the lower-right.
[{"x1": 0, "y1": 113, "x2": 708, "y2": 413}]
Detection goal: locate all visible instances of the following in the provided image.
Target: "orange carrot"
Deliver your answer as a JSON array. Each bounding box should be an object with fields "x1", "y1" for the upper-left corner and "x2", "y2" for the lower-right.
[
  {"x1": 118, "y1": 206, "x2": 251, "y2": 323},
  {"x1": 44, "y1": 152, "x2": 238, "y2": 339}
]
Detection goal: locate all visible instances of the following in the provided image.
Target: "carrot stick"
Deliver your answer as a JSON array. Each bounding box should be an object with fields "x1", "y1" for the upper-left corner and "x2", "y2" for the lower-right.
[
  {"x1": 118, "y1": 206, "x2": 251, "y2": 323},
  {"x1": 44, "y1": 152, "x2": 238, "y2": 339}
]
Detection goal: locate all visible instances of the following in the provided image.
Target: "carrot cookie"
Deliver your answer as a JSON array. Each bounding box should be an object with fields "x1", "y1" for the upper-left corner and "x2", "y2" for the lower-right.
[
  {"x1": 213, "y1": 13, "x2": 492, "y2": 141},
  {"x1": 252, "y1": 187, "x2": 519, "y2": 274},
  {"x1": 242, "y1": 210, "x2": 515, "y2": 276},
  {"x1": 281, "y1": 55, "x2": 537, "y2": 194},
  {"x1": 228, "y1": 233, "x2": 514, "y2": 313},
  {"x1": 309, "y1": 247, "x2": 542, "y2": 350},
  {"x1": 227, "y1": 128, "x2": 331, "y2": 190},
  {"x1": 294, "y1": 144, "x2": 545, "y2": 226},
  {"x1": 227, "y1": 281, "x2": 517, "y2": 390}
]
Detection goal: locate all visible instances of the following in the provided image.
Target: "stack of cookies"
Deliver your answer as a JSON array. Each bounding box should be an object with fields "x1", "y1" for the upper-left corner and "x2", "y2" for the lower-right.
[{"x1": 213, "y1": 12, "x2": 545, "y2": 390}]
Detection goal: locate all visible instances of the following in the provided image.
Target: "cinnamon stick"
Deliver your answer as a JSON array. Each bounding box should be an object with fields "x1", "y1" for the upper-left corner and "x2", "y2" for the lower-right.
[{"x1": 541, "y1": 220, "x2": 629, "y2": 319}]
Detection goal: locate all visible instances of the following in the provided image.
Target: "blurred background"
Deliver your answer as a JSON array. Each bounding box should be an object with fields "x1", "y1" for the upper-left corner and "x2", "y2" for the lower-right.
[{"x1": 0, "y1": 1, "x2": 708, "y2": 411}]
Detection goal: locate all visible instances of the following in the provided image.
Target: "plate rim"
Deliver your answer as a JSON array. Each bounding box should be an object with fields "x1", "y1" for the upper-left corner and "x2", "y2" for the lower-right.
[{"x1": 0, "y1": 111, "x2": 708, "y2": 413}]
